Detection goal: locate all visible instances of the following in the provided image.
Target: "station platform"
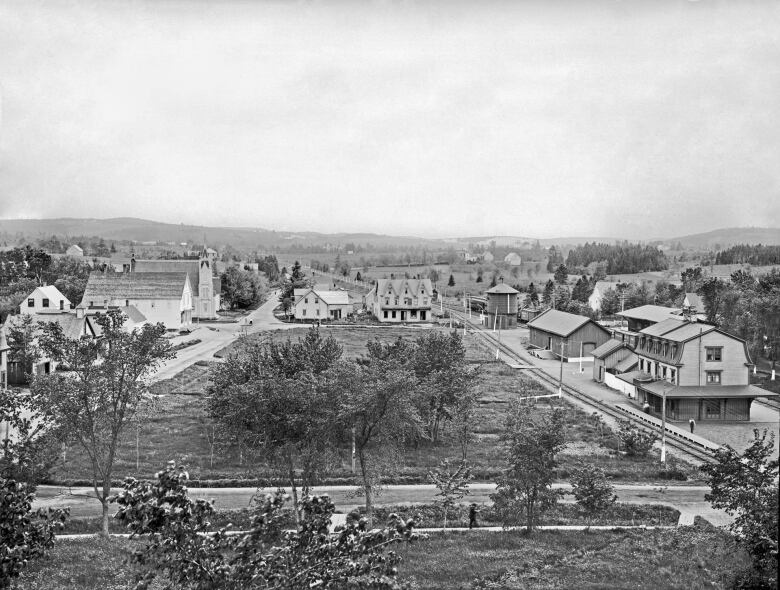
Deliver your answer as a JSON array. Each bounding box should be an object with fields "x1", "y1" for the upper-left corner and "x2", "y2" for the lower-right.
[{"x1": 615, "y1": 403, "x2": 722, "y2": 452}]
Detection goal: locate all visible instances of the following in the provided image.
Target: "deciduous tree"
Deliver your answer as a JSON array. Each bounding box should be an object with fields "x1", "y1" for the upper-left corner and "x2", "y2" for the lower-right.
[
  {"x1": 32, "y1": 309, "x2": 173, "y2": 536},
  {"x1": 491, "y1": 403, "x2": 566, "y2": 532},
  {"x1": 571, "y1": 464, "x2": 617, "y2": 523},
  {"x1": 701, "y1": 430, "x2": 778, "y2": 588}
]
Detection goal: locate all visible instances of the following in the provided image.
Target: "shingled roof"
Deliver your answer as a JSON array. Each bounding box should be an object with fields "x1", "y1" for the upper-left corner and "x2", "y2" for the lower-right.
[
  {"x1": 83, "y1": 271, "x2": 189, "y2": 302},
  {"x1": 527, "y1": 309, "x2": 606, "y2": 337}
]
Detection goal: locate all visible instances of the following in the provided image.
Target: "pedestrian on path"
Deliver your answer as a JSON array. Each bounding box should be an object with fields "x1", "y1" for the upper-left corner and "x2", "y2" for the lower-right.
[
  {"x1": 689, "y1": 418, "x2": 695, "y2": 433},
  {"x1": 643, "y1": 402, "x2": 651, "y2": 414},
  {"x1": 469, "y1": 503, "x2": 479, "y2": 529}
]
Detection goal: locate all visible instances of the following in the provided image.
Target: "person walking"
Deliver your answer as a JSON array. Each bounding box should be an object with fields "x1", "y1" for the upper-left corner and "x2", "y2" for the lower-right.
[
  {"x1": 469, "y1": 503, "x2": 479, "y2": 529},
  {"x1": 689, "y1": 418, "x2": 695, "y2": 434}
]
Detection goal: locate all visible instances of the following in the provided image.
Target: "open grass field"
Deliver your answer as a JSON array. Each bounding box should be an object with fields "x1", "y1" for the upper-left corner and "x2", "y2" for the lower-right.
[
  {"x1": 14, "y1": 521, "x2": 747, "y2": 590},
  {"x1": 49, "y1": 330, "x2": 698, "y2": 485}
]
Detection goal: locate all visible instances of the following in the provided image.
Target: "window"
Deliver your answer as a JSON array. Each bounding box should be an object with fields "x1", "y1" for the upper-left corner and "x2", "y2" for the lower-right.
[
  {"x1": 316, "y1": 309, "x2": 320, "y2": 316},
  {"x1": 125, "y1": 300, "x2": 129, "y2": 307},
  {"x1": 394, "y1": 297, "x2": 399, "y2": 305},
  {"x1": 706, "y1": 347, "x2": 722, "y2": 362},
  {"x1": 670, "y1": 368, "x2": 676, "y2": 384},
  {"x1": 706, "y1": 371, "x2": 721, "y2": 384},
  {"x1": 704, "y1": 399, "x2": 721, "y2": 419},
  {"x1": 383, "y1": 311, "x2": 388, "y2": 318},
  {"x1": 304, "y1": 298, "x2": 308, "y2": 304},
  {"x1": 639, "y1": 359, "x2": 644, "y2": 371},
  {"x1": 662, "y1": 366, "x2": 667, "y2": 379},
  {"x1": 60, "y1": 300, "x2": 65, "y2": 310},
  {"x1": 672, "y1": 344, "x2": 678, "y2": 358},
  {"x1": 42, "y1": 298, "x2": 49, "y2": 308},
  {"x1": 385, "y1": 298, "x2": 389, "y2": 305},
  {"x1": 27, "y1": 298, "x2": 34, "y2": 307},
  {"x1": 663, "y1": 343, "x2": 669, "y2": 356},
  {"x1": 392, "y1": 311, "x2": 396, "y2": 319},
  {"x1": 302, "y1": 309, "x2": 307, "y2": 317}
]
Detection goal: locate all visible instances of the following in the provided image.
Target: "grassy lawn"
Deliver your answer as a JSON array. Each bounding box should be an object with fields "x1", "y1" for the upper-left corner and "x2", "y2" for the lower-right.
[
  {"x1": 359, "y1": 502, "x2": 680, "y2": 528},
  {"x1": 49, "y1": 326, "x2": 699, "y2": 485},
  {"x1": 400, "y1": 522, "x2": 747, "y2": 590},
  {"x1": 15, "y1": 522, "x2": 746, "y2": 590}
]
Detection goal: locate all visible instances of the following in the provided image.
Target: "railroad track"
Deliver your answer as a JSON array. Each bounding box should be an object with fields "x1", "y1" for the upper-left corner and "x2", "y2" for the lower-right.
[{"x1": 441, "y1": 304, "x2": 717, "y2": 464}]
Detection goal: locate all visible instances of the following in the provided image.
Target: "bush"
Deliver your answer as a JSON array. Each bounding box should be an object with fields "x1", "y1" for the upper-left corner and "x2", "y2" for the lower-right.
[{"x1": 618, "y1": 420, "x2": 658, "y2": 456}]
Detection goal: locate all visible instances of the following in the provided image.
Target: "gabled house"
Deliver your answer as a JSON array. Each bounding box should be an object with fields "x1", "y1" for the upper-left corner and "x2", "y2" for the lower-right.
[
  {"x1": 587, "y1": 281, "x2": 621, "y2": 313},
  {"x1": 81, "y1": 271, "x2": 193, "y2": 330},
  {"x1": 630, "y1": 319, "x2": 775, "y2": 421},
  {"x1": 293, "y1": 288, "x2": 352, "y2": 321},
  {"x1": 65, "y1": 244, "x2": 84, "y2": 257},
  {"x1": 682, "y1": 293, "x2": 703, "y2": 313},
  {"x1": 20, "y1": 285, "x2": 71, "y2": 314},
  {"x1": 527, "y1": 309, "x2": 612, "y2": 360},
  {"x1": 2, "y1": 311, "x2": 101, "y2": 385},
  {"x1": 368, "y1": 278, "x2": 433, "y2": 322}
]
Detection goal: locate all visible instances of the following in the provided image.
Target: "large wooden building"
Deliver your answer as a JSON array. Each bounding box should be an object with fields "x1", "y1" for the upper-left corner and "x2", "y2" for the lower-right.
[
  {"x1": 631, "y1": 319, "x2": 775, "y2": 421},
  {"x1": 527, "y1": 309, "x2": 612, "y2": 361},
  {"x1": 367, "y1": 278, "x2": 433, "y2": 323}
]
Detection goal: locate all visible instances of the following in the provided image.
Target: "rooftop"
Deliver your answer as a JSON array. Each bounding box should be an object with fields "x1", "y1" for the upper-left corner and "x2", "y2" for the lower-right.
[
  {"x1": 617, "y1": 304, "x2": 682, "y2": 323},
  {"x1": 590, "y1": 338, "x2": 632, "y2": 359},
  {"x1": 527, "y1": 309, "x2": 599, "y2": 337},
  {"x1": 83, "y1": 271, "x2": 189, "y2": 301},
  {"x1": 486, "y1": 283, "x2": 519, "y2": 295}
]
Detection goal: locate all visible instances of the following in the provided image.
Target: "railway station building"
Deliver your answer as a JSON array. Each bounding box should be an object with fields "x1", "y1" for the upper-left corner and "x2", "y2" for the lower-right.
[{"x1": 527, "y1": 309, "x2": 612, "y2": 361}]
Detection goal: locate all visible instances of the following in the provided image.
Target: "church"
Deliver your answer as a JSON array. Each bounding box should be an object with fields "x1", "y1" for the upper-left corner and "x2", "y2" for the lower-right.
[{"x1": 128, "y1": 246, "x2": 221, "y2": 319}]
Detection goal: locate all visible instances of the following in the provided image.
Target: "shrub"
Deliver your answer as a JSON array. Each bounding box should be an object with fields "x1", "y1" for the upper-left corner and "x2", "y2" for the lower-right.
[{"x1": 618, "y1": 420, "x2": 658, "y2": 456}]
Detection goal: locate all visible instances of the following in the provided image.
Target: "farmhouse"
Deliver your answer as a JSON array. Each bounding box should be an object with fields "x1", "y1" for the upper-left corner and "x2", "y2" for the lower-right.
[
  {"x1": 19, "y1": 285, "x2": 71, "y2": 314},
  {"x1": 81, "y1": 271, "x2": 193, "y2": 330},
  {"x1": 527, "y1": 309, "x2": 611, "y2": 360},
  {"x1": 587, "y1": 281, "x2": 621, "y2": 313},
  {"x1": 2, "y1": 311, "x2": 101, "y2": 385},
  {"x1": 631, "y1": 319, "x2": 775, "y2": 421},
  {"x1": 368, "y1": 278, "x2": 433, "y2": 322},
  {"x1": 65, "y1": 244, "x2": 84, "y2": 257},
  {"x1": 293, "y1": 288, "x2": 352, "y2": 321}
]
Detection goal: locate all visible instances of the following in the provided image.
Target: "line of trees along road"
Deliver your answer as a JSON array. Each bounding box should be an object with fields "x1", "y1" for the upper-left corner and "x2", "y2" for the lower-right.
[{"x1": 207, "y1": 327, "x2": 479, "y2": 525}]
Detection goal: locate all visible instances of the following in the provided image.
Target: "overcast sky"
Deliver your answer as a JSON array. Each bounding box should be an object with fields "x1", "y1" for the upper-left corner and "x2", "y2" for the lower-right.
[{"x1": 0, "y1": 0, "x2": 778, "y2": 239}]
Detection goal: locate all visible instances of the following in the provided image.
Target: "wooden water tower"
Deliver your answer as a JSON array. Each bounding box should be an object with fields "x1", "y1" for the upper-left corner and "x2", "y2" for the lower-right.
[{"x1": 485, "y1": 280, "x2": 519, "y2": 329}]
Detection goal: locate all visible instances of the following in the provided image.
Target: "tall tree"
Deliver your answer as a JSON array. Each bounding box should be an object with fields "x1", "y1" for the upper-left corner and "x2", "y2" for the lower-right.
[
  {"x1": 491, "y1": 403, "x2": 566, "y2": 532},
  {"x1": 33, "y1": 309, "x2": 173, "y2": 536},
  {"x1": 527, "y1": 282, "x2": 539, "y2": 306},
  {"x1": 701, "y1": 430, "x2": 778, "y2": 588},
  {"x1": 334, "y1": 358, "x2": 421, "y2": 524},
  {"x1": 542, "y1": 279, "x2": 555, "y2": 306},
  {"x1": 448, "y1": 274, "x2": 455, "y2": 287},
  {"x1": 553, "y1": 264, "x2": 569, "y2": 285}
]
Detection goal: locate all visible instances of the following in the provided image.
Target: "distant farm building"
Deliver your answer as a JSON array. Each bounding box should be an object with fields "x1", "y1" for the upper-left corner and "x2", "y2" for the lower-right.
[
  {"x1": 587, "y1": 281, "x2": 621, "y2": 313},
  {"x1": 65, "y1": 244, "x2": 84, "y2": 257},
  {"x1": 503, "y1": 252, "x2": 522, "y2": 266}
]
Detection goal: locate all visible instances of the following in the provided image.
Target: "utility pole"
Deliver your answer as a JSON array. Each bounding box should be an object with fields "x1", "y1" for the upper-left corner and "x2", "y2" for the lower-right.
[
  {"x1": 660, "y1": 381, "x2": 667, "y2": 465},
  {"x1": 558, "y1": 339, "x2": 566, "y2": 396}
]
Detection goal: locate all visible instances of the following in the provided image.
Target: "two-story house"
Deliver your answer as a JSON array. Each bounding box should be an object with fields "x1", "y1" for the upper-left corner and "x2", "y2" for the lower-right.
[
  {"x1": 293, "y1": 288, "x2": 352, "y2": 321},
  {"x1": 631, "y1": 318, "x2": 774, "y2": 421},
  {"x1": 368, "y1": 278, "x2": 433, "y2": 322}
]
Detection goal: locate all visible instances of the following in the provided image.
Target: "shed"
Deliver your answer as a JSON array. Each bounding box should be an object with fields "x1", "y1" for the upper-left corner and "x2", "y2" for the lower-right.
[
  {"x1": 527, "y1": 309, "x2": 611, "y2": 361},
  {"x1": 485, "y1": 282, "x2": 519, "y2": 329},
  {"x1": 590, "y1": 338, "x2": 636, "y2": 383}
]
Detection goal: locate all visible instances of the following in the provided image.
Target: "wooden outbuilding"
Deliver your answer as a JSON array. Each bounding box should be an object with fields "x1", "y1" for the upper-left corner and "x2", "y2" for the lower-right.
[
  {"x1": 527, "y1": 309, "x2": 612, "y2": 361},
  {"x1": 590, "y1": 338, "x2": 637, "y2": 382}
]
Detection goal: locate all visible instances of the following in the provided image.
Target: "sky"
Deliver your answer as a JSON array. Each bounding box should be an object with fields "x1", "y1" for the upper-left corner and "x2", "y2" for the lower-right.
[{"x1": 0, "y1": 0, "x2": 779, "y2": 239}]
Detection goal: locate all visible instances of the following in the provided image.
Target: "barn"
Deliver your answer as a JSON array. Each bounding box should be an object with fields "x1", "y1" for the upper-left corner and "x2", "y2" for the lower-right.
[{"x1": 527, "y1": 309, "x2": 612, "y2": 361}]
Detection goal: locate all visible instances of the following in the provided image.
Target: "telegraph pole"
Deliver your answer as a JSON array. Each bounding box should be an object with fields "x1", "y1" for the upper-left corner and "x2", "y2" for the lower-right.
[{"x1": 558, "y1": 339, "x2": 566, "y2": 396}]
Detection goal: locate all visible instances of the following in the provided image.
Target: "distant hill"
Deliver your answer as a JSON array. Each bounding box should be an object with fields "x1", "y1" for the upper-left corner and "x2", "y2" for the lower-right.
[
  {"x1": 0, "y1": 217, "x2": 442, "y2": 250},
  {"x1": 666, "y1": 227, "x2": 780, "y2": 249}
]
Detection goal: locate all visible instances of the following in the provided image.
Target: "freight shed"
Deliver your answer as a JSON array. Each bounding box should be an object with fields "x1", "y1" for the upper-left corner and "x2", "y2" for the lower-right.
[{"x1": 528, "y1": 309, "x2": 612, "y2": 361}]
